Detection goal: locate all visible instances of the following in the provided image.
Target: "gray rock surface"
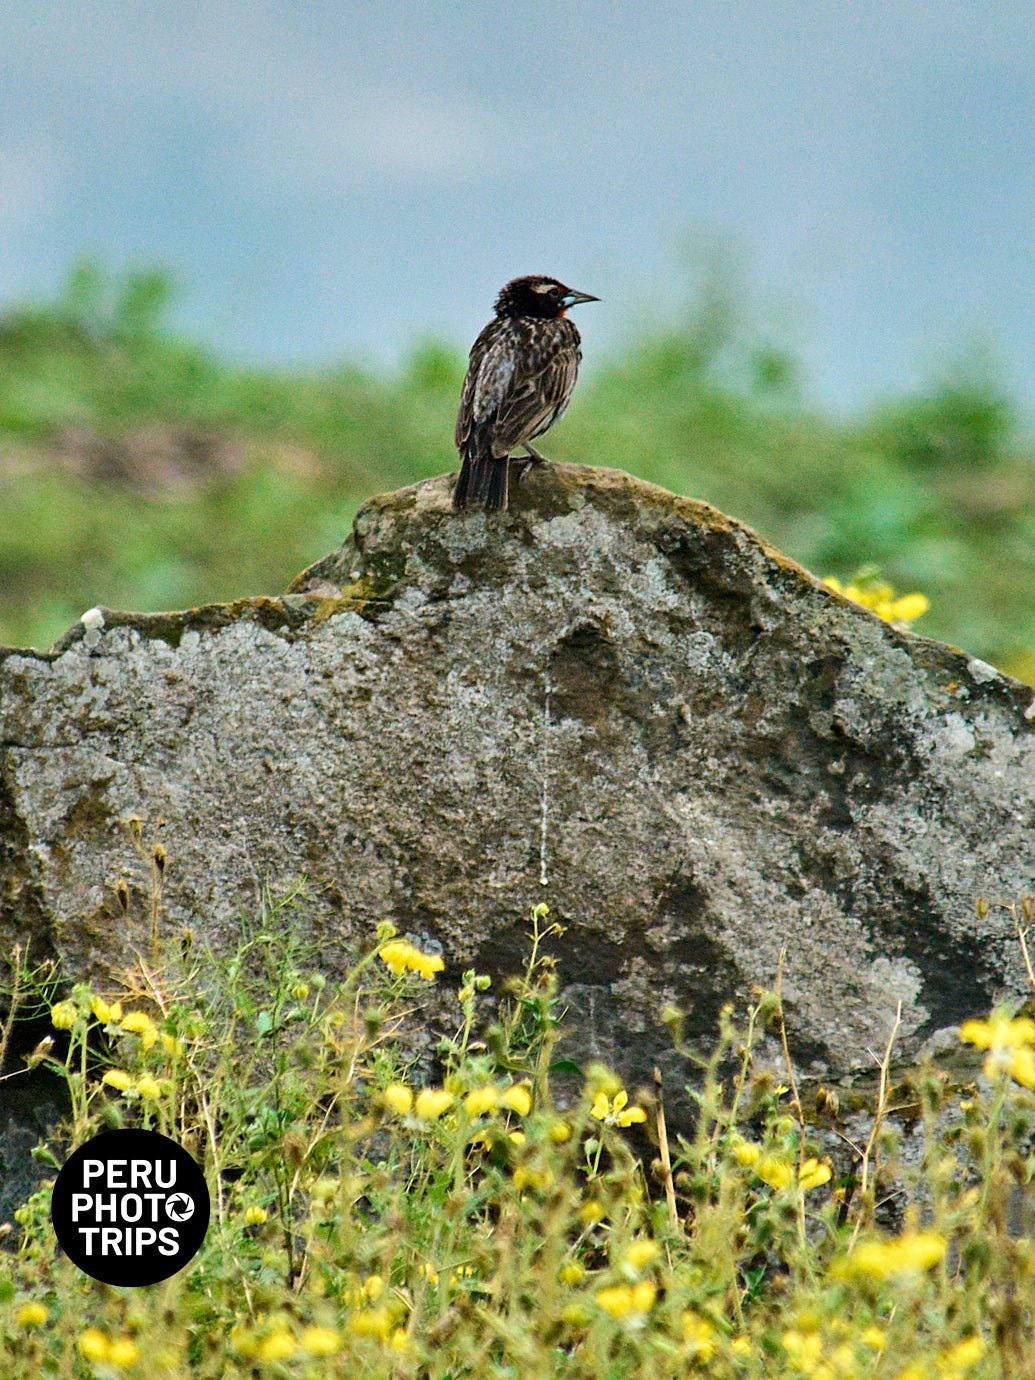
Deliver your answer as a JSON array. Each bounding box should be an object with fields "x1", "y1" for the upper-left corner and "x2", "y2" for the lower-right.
[{"x1": 1, "y1": 464, "x2": 1032, "y2": 1093}]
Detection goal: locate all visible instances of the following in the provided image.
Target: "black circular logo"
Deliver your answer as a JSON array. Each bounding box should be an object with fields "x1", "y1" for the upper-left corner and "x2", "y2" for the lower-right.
[{"x1": 51, "y1": 1129, "x2": 210, "y2": 1286}]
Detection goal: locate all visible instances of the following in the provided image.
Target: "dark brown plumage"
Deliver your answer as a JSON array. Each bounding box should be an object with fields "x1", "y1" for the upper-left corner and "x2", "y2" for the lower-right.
[{"x1": 453, "y1": 275, "x2": 598, "y2": 512}]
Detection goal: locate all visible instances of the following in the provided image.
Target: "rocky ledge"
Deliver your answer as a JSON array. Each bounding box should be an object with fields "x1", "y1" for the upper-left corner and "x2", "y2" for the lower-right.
[{"x1": 1, "y1": 464, "x2": 1032, "y2": 1096}]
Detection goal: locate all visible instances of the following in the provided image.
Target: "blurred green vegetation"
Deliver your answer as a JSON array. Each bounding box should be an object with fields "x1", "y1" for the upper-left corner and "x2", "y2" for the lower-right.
[{"x1": 0, "y1": 260, "x2": 1032, "y2": 679}]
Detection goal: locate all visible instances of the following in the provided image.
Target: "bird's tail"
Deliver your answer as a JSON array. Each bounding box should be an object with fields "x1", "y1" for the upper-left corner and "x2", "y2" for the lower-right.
[{"x1": 453, "y1": 428, "x2": 508, "y2": 513}]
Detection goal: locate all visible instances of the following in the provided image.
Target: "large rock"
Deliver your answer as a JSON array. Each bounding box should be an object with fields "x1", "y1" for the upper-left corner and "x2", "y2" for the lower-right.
[{"x1": 1, "y1": 465, "x2": 1032, "y2": 1092}]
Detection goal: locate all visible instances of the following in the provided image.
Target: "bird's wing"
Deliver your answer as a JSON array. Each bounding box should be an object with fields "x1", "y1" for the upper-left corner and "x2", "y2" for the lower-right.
[
  {"x1": 491, "y1": 322, "x2": 581, "y2": 455},
  {"x1": 455, "y1": 319, "x2": 512, "y2": 450}
]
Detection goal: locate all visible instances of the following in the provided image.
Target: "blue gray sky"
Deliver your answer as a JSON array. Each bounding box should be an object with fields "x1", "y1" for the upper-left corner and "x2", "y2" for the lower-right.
[{"x1": 2, "y1": 2, "x2": 1033, "y2": 408}]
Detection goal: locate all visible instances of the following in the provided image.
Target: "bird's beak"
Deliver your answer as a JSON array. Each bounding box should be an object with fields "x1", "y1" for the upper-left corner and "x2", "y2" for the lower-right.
[{"x1": 562, "y1": 289, "x2": 599, "y2": 307}]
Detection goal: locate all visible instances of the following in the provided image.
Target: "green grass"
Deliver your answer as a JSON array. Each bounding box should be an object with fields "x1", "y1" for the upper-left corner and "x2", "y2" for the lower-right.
[
  {"x1": 0, "y1": 259, "x2": 1032, "y2": 679},
  {"x1": 1, "y1": 872, "x2": 1033, "y2": 1377}
]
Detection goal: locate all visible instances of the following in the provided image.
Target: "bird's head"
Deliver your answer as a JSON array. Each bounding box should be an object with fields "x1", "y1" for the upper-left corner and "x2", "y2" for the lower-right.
[{"x1": 494, "y1": 275, "x2": 599, "y2": 319}]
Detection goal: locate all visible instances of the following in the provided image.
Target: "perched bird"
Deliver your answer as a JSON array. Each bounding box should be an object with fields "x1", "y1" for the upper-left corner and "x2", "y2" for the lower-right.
[{"x1": 453, "y1": 275, "x2": 598, "y2": 512}]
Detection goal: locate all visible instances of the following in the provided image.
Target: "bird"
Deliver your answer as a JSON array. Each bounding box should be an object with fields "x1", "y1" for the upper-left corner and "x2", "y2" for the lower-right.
[{"x1": 453, "y1": 275, "x2": 598, "y2": 513}]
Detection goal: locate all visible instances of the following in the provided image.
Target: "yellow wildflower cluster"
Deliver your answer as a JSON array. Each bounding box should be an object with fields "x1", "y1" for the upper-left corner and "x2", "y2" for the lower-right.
[
  {"x1": 595, "y1": 1280, "x2": 657, "y2": 1320},
  {"x1": 749, "y1": 1150, "x2": 831, "y2": 1192},
  {"x1": 960, "y1": 1014, "x2": 1035, "y2": 1089},
  {"x1": 464, "y1": 1085, "x2": 499, "y2": 1116},
  {"x1": 513, "y1": 1163, "x2": 554, "y2": 1193},
  {"x1": 621, "y1": 1239, "x2": 661, "y2": 1274},
  {"x1": 378, "y1": 940, "x2": 444, "y2": 981},
  {"x1": 91, "y1": 996, "x2": 124, "y2": 1024},
  {"x1": 78, "y1": 1329, "x2": 140, "y2": 1369},
  {"x1": 15, "y1": 1301, "x2": 48, "y2": 1328},
  {"x1": 231, "y1": 1321, "x2": 343, "y2": 1360},
  {"x1": 590, "y1": 1089, "x2": 647, "y2": 1127},
  {"x1": 896, "y1": 1334, "x2": 987, "y2": 1380},
  {"x1": 101, "y1": 1069, "x2": 165, "y2": 1099},
  {"x1": 823, "y1": 574, "x2": 930, "y2": 626},
  {"x1": 414, "y1": 1088, "x2": 453, "y2": 1120},
  {"x1": 383, "y1": 1084, "x2": 414, "y2": 1115},
  {"x1": 119, "y1": 1010, "x2": 158, "y2": 1050},
  {"x1": 49, "y1": 1000, "x2": 78, "y2": 1030},
  {"x1": 840, "y1": 1230, "x2": 946, "y2": 1281},
  {"x1": 383, "y1": 1078, "x2": 532, "y2": 1121},
  {"x1": 681, "y1": 1311, "x2": 718, "y2": 1361}
]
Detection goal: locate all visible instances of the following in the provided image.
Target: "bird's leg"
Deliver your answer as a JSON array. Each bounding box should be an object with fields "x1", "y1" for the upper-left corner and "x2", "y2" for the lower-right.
[{"x1": 512, "y1": 441, "x2": 549, "y2": 486}]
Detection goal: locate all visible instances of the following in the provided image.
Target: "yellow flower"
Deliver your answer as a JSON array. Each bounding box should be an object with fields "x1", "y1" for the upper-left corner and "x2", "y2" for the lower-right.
[
  {"x1": 257, "y1": 1330, "x2": 296, "y2": 1361},
  {"x1": 960, "y1": 1015, "x2": 1035, "y2": 1050},
  {"x1": 513, "y1": 1164, "x2": 553, "y2": 1192},
  {"x1": 798, "y1": 1157, "x2": 832, "y2": 1190},
  {"x1": 383, "y1": 1084, "x2": 414, "y2": 1115},
  {"x1": 590, "y1": 1089, "x2": 647, "y2": 1127},
  {"x1": 363, "y1": 1275, "x2": 385, "y2": 1302},
  {"x1": 349, "y1": 1306, "x2": 394, "y2": 1341},
  {"x1": 91, "y1": 997, "x2": 123, "y2": 1024},
  {"x1": 508, "y1": 1129, "x2": 526, "y2": 1145},
  {"x1": 15, "y1": 1302, "x2": 48, "y2": 1327},
  {"x1": 229, "y1": 1324, "x2": 258, "y2": 1356},
  {"x1": 79, "y1": 1329, "x2": 111, "y2": 1362},
  {"x1": 102, "y1": 1069, "x2": 134, "y2": 1092},
  {"x1": 782, "y1": 1330, "x2": 823, "y2": 1367},
  {"x1": 733, "y1": 1139, "x2": 762, "y2": 1167},
  {"x1": 243, "y1": 1205, "x2": 268, "y2": 1226},
  {"x1": 414, "y1": 1088, "x2": 453, "y2": 1120},
  {"x1": 938, "y1": 1335, "x2": 986, "y2": 1371},
  {"x1": 501, "y1": 1082, "x2": 533, "y2": 1116},
  {"x1": 757, "y1": 1156, "x2": 794, "y2": 1191},
  {"x1": 580, "y1": 1199, "x2": 606, "y2": 1224},
  {"x1": 861, "y1": 1326, "x2": 886, "y2": 1349},
  {"x1": 464, "y1": 1086, "x2": 500, "y2": 1117},
  {"x1": 120, "y1": 1011, "x2": 157, "y2": 1049},
  {"x1": 622, "y1": 1239, "x2": 661, "y2": 1273},
  {"x1": 299, "y1": 1326, "x2": 340, "y2": 1356},
  {"x1": 420, "y1": 1262, "x2": 440, "y2": 1285},
  {"x1": 590, "y1": 1090, "x2": 610, "y2": 1120},
  {"x1": 548, "y1": 1119, "x2": 572, "y2": 1143},
  {"x1": 682, "y1": 1311, "x2": 717, "y2": 1361},
  {"x1": 1006, "y1": 1047, "x2": 1035, "y2": 1089},
  {"x1": 135, "y1": 1075, "x2": 162, "y2": 1099},
  {"x1": 823, "y1": 573, "x2": 929, "y2": 625},
  {"x1": 50, "y1": 1001, "x2": 78, "y2": 1030},
  {"x1": 379, "y1": 940, "x2": 444, "y2": 981},
  {"x1": 841, "y1": 1230, "x2": 946, "y2": 1280},
  {"x1": 559, "y1": 1261, "x2": 585, "y2": 1285},
  {"x1": 730, "y1": 1335, "x2": 752, "y2": 1356},
  {"x1": 120, "y1": 1011, "x2": 153, "y2": 1033},
  {"x1": 160, "y1": 1032, "x2": 184, "y2": 1057},
  {"x1": 595, "y1": 1281, "x2": 656, "y2": 1318},
  {"x1": 107, "y1": 1338, "x2": 140, "y2": 1369},
  {"x1": 888, "y1": 593, "x2": 930, "y2": 623}
]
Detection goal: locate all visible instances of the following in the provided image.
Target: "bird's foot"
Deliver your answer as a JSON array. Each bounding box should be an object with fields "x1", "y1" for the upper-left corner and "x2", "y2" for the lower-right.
[{"x1": 513, "y1": 443, "x2": 550, "y2": 485}]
